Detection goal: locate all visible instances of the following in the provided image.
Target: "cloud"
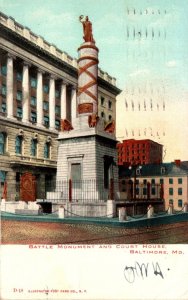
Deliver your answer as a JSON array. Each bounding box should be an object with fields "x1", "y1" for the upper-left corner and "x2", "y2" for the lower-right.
[
  {"x1": 96, "y1": 13, "x2": 121, "y2": 29},
  {"x1": 28, "y1": 9, "x2": 75, "y2": 27},
  {"x1": 166, "y1": 60, "x2": 178, "y2": 67},
  {"x1": 0, "y1": 1, "x2": 19, "y2": 10},
  {"x1": 129, "y1": 68, "x2": 150, "y2": 77},
  {"x1": 98, "y1": 36, "x2": 122, "y2": 46}
]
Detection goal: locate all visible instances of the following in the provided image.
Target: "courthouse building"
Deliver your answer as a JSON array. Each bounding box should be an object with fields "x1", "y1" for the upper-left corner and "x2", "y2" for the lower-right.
[{"x1": 0, "y1": 12, "x2": 120, "y2": 200}]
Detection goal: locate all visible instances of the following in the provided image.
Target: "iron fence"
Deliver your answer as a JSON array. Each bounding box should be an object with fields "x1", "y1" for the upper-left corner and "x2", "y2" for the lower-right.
[
  {"x1": 5, "y1": 179, "x2": 163, "y2": 203},
  {"x1": 44, "y1": 179, "x2": 163, "y2": 203},
  {"x1": 46, "y1": 179, "x2": 111, "y2": 202}
]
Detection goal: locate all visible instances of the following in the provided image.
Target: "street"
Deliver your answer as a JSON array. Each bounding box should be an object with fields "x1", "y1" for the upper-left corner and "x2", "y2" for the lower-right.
[{"x1": 2, "y1": 220, "x2": 188, "y2": 244}]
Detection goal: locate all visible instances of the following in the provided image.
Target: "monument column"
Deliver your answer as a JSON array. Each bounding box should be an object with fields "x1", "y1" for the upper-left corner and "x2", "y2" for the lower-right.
[
  {"x1": 22, "y1": 61, "x2": 30, "y2": 123},
  {"x1": 77, "y1": 16, "x2": 99, "y2": 118},
  {"x1": 36, "y1": 69, "x2": 44, "y2": 127},
  {"x1": 6, "y1": 53, "x2": 14, "y2": 119}
]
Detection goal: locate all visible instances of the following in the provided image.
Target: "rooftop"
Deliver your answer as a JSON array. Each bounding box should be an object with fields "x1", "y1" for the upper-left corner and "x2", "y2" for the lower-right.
[{"x1": 119, "y1": 161, "x2": 188, "y2": 177}]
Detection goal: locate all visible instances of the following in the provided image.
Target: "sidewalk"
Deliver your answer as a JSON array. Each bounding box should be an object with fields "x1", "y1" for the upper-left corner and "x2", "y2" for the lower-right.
[{"x1": 1, "y1": 211, "x2": 188, "y2": 228}]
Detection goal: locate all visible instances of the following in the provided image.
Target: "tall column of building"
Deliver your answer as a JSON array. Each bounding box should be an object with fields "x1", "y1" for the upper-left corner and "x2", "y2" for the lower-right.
[
  {"x1": 36, "y1": 69, "x2": 43, "y2": 127},
  {"x1": 49, "y1": 75, "x2": 55, "y2": 130},
  {"x1": 60, "y1": 82, "x2": 67, "y2": 120},
  {"x1": 71, "y1": 86, "x2": 77, "y2": 124},
  {"x1": 22, "y1": 62, "x2": 30, "y2": 123},
  {"x1": 6, "y1": 54, "x2": 14, "y2": 119}
]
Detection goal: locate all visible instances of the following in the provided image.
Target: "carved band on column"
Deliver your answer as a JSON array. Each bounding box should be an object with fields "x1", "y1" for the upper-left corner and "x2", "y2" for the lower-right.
[
  {"x1": 78, "y1": 103, "x2": 93, "y2": 114},
  {"x1": 77, "y1": 59, "x2": 98, "y2": 102}
]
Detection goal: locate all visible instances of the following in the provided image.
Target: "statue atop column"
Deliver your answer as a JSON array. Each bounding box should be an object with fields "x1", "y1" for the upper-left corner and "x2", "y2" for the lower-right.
[{"x1": 79, "y1": 15, "x2": 95, "y2": 43}]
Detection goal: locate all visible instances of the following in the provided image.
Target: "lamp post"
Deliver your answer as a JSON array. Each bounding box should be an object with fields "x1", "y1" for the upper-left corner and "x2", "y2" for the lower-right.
[
  {"x1": 129, "y1": 163, "x2": 142, "y2": 200},
  {"x1": 128, "y1": 162, "x2": 142, "y2": 216}
]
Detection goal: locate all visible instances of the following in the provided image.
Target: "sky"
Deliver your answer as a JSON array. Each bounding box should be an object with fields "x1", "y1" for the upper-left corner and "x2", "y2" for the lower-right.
[
  {"x1": 1, "y1": 0, "x2": 187, "y2": 90},
  {"x1": 0, "y1": 0, "x2": 188, "y2": 161}
]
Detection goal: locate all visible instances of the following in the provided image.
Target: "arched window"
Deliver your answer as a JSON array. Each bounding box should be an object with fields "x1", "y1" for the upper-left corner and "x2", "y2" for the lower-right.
[
  {"x1": 15, "y1": 136, "x2": 22, "y2": 154},
  {"x1": 44, "y1": 142, "x2": 50, "y2": 159},
  {"x1": 0, "y1": 133, "x2": 6, "y2": 154},
  {"x1": 31, "y1": 139, "x2": 37, "y2": 156}
]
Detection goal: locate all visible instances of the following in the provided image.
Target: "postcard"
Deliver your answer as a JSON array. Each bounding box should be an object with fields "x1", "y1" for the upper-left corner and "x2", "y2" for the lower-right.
[{"x1": 0, "y1": 0, "x2": 188, "y2": 299}]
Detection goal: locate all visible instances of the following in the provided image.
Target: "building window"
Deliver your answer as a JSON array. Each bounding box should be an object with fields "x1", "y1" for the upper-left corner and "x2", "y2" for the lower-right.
[
  {"x1": 2, "y1": 85, "x2": 6, "y2": 96},
  {"x1": 151, "y1": 187, "x2": 156, "y2": 195},
  {"x1": 43, "y1": 84, "x2": 49, "y2": 93},
  {"x1": 143, "y1": 179, "x2": 147, "y2": 184},
  {"x1": 0, "y1": 133, "x2": 6, "y2": 154},
  {"x1": 108, "y1": 115, "x2": 112, "y2": 121},
  {"x1": 0, "y1": 170, "x2": 6, "y2": 183},
  {"x1": 1, "y1": 102, "x2": 6, "y2": 113},
  {"x1": 108, "y1": 100, "x2": 112, "y2": 110},
  {"x1": 16, "y1": 91, "x2": 22, "y2": 101},
  {"x1": 44, "y1": 116, "x2": 49, "y2": 127},
  {"x1": 55, "y1": 105, "x2": 60, "y2": 116},
  {"x1": 16, "y1": 72, "x2": 22, "y2": 81},
  {"x1": 31, "y1": 96, "x2": 36, "y2": 106},
  {"x1": 30, "y1": 77, "x2": 37, "y2": 88},
  {"x1": 101, "y1": 111, "x2": 106, "y2": 120},
  {"x1": 160, "y1": 178, "x2": 164, "y2": 184},
  {"x1": 169, "y1": 199, "x2": 173, "y2": 205},
  {"x1": 169, "y1": 178, "x2": 173, "y2": 184},
  {"x1": 169, "y1": 188, "x2": 173, "y2": 196},
  {"x1": 44, "y1": 142, "x2": 50, "y2": 159},
  {"x1": 55, "y1": 119, "x2": 60, "y2": 130},
  {"x1": 55, "y1": 90, "x2": 60, "y2": 98},
  {"x1": 151, "y1": 179, "x2": 155, "y2": 184},
  {"x1": 178, "y1": 178, "x2": 182, "y2": 184},
  {"x1": 178, "y1": 188, "x2": 182, "y2": 195},
  {"x1": 31, "y1": 111, "x2": 37, "y2": 123},
  {"x1": 31, "y1": 139, "x2": 37, "y2": 156},
  {"x1": 143, "y1": 187, "x2": 147, "y2": 195},
  {"x1": 43, "y1": 101, "x2": 49, "y2": 111},
  {"x1": 1, "y1": 65, "x2": 7, "y2": 76},
  {"x1": 17, "y1": 107, "x2": 23, "y2": 118},
  {"x1": 15, "y1": 136, "x2": 22, "y2": 154},
  {"x1": 101, "y1": 96, "x2": 105, "y2": 106},
  {"x1": 178, "y1": 199, "x2": 182, "y2": 207}
]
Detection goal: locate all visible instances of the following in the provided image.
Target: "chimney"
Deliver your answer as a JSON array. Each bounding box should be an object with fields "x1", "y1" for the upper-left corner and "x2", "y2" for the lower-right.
[{"x1": 174, "y1": 159, "x2": 181, "y2": 166}]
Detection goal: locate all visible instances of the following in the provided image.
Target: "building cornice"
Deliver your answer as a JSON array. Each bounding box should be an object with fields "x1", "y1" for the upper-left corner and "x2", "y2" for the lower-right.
[
  {"x1": 0, "y1": 19, "x2": 121, "y2": 96},
  {"x1": 0, "y1": 23, "x2": 77, "y2": 78}
]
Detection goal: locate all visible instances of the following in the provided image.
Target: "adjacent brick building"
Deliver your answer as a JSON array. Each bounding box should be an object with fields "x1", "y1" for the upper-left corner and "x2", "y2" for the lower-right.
[{"x1": 117, "y1": 139, "x2": 163, "y2": 166}]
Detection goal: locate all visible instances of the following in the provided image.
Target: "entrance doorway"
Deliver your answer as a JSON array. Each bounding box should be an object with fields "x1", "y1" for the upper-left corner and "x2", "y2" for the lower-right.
[{"x1": 20, "y1": 172, "x2": 36, "y2": 202}]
